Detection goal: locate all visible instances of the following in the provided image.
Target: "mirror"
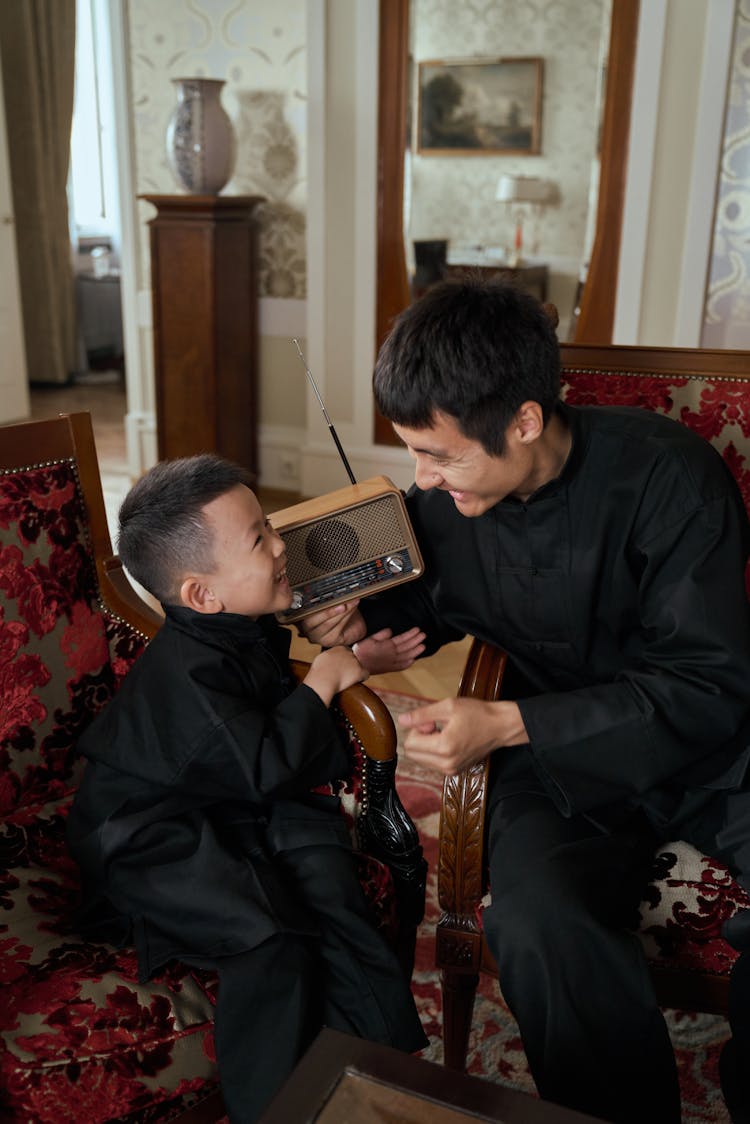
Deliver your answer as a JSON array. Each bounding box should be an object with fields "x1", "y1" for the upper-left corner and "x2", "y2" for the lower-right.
[{"x1": 374, "y1": 0, "x2": 639, "y2": 445}]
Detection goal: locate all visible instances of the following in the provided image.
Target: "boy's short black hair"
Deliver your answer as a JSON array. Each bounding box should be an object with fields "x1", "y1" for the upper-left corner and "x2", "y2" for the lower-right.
[
  {"x1": 373, "y1": 276, "x2": 561, "y2": 456},
  {"x1": 117, "y1": 454, "x2": 254, "y2": 605}
]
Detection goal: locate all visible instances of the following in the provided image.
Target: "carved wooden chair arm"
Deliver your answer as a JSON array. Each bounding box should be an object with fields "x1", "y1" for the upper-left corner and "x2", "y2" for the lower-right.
[{"x1": 437, "y1": 638, "x2": 508, "y2": 918}]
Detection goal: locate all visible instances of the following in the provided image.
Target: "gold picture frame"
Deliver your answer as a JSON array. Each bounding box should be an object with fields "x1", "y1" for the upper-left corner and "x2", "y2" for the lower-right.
[{"x1": 417, "y1": 56, "x2": 543, "y2": 156}]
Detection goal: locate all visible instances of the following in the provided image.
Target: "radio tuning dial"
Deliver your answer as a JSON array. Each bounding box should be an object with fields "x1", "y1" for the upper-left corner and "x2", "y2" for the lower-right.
[
  {"x1": 384, "y1": 555, "x2": 405, "y2": 574},
  {"x1": 290, "y1": 591, "x2": 304, "y2": 610}
]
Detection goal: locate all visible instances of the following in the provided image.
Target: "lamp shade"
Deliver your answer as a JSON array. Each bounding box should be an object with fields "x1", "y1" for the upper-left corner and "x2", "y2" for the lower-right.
[{"x1": 496, "y1": 175, "x2": 553, "y2": 204}]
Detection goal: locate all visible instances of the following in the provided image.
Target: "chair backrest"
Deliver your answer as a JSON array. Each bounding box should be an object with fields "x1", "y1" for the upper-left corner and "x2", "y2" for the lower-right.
[
  {"x1": 559, "y1": 342, "x2": 750, "y2": 520},
  {"x1": 0, "y1": 413, "x2": 162, "y2": 814}
]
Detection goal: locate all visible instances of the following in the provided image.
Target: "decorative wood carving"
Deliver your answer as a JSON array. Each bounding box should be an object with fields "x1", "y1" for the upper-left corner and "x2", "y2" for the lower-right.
[
  {"x1": 438, "y1": 763, "x2": 491, "y2": 914},
  {"x1": 437, "y1": 639, "x2": 508, "y2": 916},
  {"x1": 435, "y1": 922, "x2": 481, "y2": 969}
]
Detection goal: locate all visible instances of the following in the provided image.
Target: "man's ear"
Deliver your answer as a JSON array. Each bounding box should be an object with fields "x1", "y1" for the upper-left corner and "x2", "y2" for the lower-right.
[
  {"x1": 179, "y1": 576, "x2": 223, "y2": 614},
  {"x1": 514, "y1": 400, "x2": 544, "y2": 445}
]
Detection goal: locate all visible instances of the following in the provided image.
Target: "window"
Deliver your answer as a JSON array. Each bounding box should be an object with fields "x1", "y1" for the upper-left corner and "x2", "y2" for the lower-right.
[{"x1": 68, "y1": 0, "x2": 120, "y2": 251}]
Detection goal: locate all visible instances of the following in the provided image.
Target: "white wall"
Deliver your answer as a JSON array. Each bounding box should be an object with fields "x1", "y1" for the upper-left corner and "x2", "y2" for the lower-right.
[
  {"x1": 614, "y1": 0, "x2": 735, "y2": 346},
  {"x1": 115, "y1": 0, "x2": 313, "y2": 484}
]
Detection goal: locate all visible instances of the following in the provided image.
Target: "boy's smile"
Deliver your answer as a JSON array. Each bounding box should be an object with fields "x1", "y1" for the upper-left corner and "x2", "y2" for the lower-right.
[{"x1": 196, "y1": 485, "x2": 292, "y2": 617}]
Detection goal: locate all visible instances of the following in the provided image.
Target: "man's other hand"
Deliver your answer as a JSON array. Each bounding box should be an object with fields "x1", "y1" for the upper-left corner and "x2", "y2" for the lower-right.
[{"x1": 296, "y1": 600, "x2": 367, "y2": 648}]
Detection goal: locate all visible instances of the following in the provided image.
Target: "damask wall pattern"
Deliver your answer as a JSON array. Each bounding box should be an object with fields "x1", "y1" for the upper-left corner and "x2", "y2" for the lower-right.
[
  {"x1": 127, "y1": 0, "x2": 307, "y2": 300},
  {"x1": 702, "y1": 0, "x2": 750, "y2": 350},
  {"x1": 409, "y1": 0, "x2": 606, "y2": 271}
]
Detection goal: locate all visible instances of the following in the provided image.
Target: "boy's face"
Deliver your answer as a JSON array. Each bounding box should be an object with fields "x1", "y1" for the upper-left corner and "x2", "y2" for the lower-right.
[{"x1": 197, "y1": 485, "x2": 291, "y2": 617}]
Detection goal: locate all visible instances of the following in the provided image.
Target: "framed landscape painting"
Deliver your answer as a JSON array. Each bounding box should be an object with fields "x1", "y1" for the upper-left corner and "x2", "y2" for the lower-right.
[{"x1": 417, "y1": 56, "x2": 543, "y2": 156}]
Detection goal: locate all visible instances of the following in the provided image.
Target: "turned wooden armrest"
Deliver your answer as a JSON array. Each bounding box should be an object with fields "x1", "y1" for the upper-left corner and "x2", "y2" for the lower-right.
[
  {"x1": 289, "y1": 660, "x2": 397, "y2": 762},
  {"x1": 437, "y1": 638, "x2": 508, "y2": 916}
]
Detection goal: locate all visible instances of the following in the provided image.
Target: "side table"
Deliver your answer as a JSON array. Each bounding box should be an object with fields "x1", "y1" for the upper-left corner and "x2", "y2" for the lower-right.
[
  {"x1": 75, "y1": 271, "x2": 124, "y2": 369},
  {"x1": 141, "y1": 193, "x2": 264, "y2": 478},
  {"x1": 444, "y1": 261, "x2": 549, "y2": 303},
  {"x1": 259, "y1": 1028, "x2": 606, "y2": 1123}
]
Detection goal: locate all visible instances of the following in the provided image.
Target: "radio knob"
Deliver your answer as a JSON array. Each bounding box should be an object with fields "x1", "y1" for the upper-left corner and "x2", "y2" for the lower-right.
[
  {"x1": 291, "y1": 591, "x2": 304, "y2": 610},
  {"x1": 384, "y1": 555, "x2": 405, "y2": 574}
]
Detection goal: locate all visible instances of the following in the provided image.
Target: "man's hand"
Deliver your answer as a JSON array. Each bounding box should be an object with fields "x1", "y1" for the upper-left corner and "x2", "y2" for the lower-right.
[
  {"x1": 397, "y1": 697, "x2": 529, "y2": 775},
  {"x1": 296, "y1": 600, "x2": 367, "y2": 648},
  {"x1": 303, "y1": 644, "x2": 367, "y2": 706},
  {"x1": 353, "y1": 627, "x2": 426, "y2": 674}
]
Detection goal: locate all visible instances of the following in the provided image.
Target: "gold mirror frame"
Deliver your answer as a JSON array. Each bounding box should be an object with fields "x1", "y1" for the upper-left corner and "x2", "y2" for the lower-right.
[{"x1": 374, "y1": 0, "x2": 640, "y2": 445}]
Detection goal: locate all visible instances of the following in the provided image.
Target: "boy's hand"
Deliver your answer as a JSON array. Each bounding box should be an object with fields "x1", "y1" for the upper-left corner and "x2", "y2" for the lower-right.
[
  {"x1": 353, "y1": 627, "x2": 426, "y2": 674},
  {"x1": 296, "y1": 600, "x2": 367, "y2": 648},
  {"x1": 302, "y1": 644, "x2": 367, "y2": 707}
]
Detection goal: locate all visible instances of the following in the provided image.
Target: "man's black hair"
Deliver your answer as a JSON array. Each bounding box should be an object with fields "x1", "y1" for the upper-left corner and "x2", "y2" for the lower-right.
[
  {"x1": 117, "y1": 454, "x2": 254, "y2": 605},
  {"x1": 373, "y1": 276, "x2": 561, "y2": 456}
]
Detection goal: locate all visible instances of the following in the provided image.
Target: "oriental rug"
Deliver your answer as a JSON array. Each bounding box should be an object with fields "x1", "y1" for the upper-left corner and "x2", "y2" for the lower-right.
[{"x1": 375, "y1": 687, "x2": 733, "y2": 1124}]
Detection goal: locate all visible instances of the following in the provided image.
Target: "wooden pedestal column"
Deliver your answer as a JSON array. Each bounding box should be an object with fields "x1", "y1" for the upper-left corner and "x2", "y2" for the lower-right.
[{"x1": 141, "y1": 194, "x2": 264, "y2": 478}]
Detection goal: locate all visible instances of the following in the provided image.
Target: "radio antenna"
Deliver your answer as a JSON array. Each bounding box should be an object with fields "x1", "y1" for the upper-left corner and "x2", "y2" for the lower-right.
[{"x1": 292, "y1": 338, "x2": 357, "y2": 485}]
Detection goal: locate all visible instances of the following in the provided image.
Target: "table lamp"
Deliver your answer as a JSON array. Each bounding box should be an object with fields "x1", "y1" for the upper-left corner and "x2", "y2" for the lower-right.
[{"x1": 496, "y1": 175, "x2": 555, "y2": 267}]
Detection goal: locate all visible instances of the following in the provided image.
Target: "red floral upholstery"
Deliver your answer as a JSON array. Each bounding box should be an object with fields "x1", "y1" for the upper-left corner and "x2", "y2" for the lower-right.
[
  {"x1": 560, "y1": 360, "x2": 750, "y2": 989},
  {"x1": 561, "y1": 366, "x2": 750, "y2": 591},
  {"x1": 638, "y1": 843, "x2": 749, "y2": 974},
  {"x1": 0, "y1": 430, "x2": 409, "y2": 1122}
]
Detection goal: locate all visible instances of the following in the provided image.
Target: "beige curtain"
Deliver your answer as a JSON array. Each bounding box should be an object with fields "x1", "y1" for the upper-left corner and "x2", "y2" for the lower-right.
[{"x1": 0, "y1": 0, "x2": 76, "y2": 385}]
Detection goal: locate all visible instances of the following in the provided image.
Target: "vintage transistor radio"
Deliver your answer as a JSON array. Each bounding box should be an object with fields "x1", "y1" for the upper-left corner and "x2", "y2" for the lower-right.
[
  {"x1": 269, "y1": 341, "x2": 424, "y2": 622},
  {"x1": 269, "y1": 475, "x2": 424, "y2": 623}
]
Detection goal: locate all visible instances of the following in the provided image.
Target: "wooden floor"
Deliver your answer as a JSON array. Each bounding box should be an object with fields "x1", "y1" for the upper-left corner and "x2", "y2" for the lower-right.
[{"x1": 28, "y1": 379, "x2": 471, "y2": 700}]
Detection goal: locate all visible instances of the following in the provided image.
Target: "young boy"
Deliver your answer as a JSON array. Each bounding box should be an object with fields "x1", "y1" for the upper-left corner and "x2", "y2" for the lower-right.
[{"x1": 66, "y1": 454, "x2": 427, "y2": 1123}]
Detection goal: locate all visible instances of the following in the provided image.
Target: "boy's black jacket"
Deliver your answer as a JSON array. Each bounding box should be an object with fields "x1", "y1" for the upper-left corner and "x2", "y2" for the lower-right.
[{"x1": 67, "y1": 607, "x2": 352, "y2": 980}]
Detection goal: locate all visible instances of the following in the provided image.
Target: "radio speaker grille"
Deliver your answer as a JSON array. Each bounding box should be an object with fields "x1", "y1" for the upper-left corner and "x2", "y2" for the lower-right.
[{"x1": 281, "y1": 494, "x2": 408, "y2": 584}]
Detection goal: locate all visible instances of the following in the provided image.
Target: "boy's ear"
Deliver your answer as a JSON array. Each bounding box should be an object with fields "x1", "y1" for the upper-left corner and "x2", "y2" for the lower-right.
[{"x1": 179, "y1": 576, "x2": 223, "y2": 614}]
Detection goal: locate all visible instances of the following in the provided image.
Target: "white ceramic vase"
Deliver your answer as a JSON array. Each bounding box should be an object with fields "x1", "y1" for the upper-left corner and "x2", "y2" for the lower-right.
[{"x1": 165, "y1": 77, "x2": 235, "y2": 194}]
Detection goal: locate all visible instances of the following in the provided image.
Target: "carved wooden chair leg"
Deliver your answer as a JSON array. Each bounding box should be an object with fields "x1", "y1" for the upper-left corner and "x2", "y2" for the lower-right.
[
  {"x1": 358, "y1": 754, "x2": 428, "y2": 981},
  {"x1": 441, "y1": 967, "x2": 480, "y2": 1069}
]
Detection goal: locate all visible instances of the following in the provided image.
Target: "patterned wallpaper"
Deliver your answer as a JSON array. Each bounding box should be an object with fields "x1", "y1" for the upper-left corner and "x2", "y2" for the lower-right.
[
  {"x1": 125, "y1": 0, "x2": 608, "y2": 311},
  {"x1": 408, "y1": 0, "x2": 608, "y2": 269},
  {"x1": 127, "y1": 0, "x2": 307, "y2": 299},
  {"x1": 702, "y1": 0, "x2": 750, "y2": 349}
]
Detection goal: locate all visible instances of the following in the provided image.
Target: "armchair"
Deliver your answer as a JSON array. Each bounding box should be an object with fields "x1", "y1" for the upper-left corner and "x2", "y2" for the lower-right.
[
  {"x1": 0, "y1": 411, "x2": 425, "y2": 1122},
  {"x1": 437, "y1": 342, "x2": 750, "y2": 1070}
]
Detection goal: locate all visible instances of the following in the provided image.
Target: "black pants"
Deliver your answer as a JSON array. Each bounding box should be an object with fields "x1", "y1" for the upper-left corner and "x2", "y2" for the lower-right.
[
  {"x1": 481, "y1": 752, "x2": 750, "y2": 1124},
  {"x1": 185, "y1": 843, "x2": 427, "y2": 1123},
  {"x1": 483, "y1": 790, "x2": 679, "y2": 1123}
]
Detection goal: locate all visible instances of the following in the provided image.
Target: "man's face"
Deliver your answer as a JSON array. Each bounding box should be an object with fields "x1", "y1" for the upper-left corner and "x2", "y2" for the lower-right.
[
  {"x1": 392, "y1": 410, "x2": 537, "y2": 516},
  {"x1": 199, "y1": 485, "x2": 292, "y2": 617}
]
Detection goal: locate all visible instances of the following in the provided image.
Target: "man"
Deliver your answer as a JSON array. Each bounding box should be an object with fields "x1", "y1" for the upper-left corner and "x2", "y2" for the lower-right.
[{"x1": 302, "y1": 277, "x2": 750, "y2": 1123}]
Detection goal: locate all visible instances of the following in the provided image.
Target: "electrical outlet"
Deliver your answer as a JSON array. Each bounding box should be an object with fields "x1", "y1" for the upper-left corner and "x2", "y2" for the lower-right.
[{"x1": 280, "y1": 454, "x2": 299, "y2": 480}]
